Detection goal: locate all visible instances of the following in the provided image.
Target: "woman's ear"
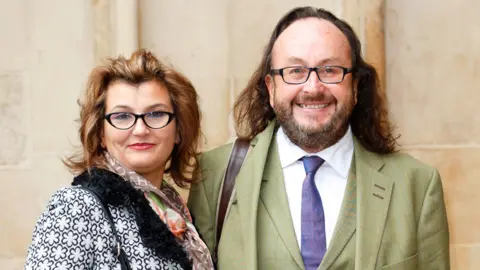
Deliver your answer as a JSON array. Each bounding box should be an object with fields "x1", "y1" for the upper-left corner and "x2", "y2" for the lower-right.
[
  {"x1": 175, "y1": 132, "x2": 181, "y2": 144},
  {"x1": 100, "y1": 129, "x2": 106, "y2": 149}
]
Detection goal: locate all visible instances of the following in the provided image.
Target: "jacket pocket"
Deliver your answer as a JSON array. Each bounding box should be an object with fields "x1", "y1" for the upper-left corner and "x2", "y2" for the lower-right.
[{"x1": 381, "y1": 252, "x2": 418, "y2": 270}]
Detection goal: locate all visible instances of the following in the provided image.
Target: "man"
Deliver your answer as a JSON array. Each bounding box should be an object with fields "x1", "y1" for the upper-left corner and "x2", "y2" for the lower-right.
[{"x1": 188, "y1": 6, "x2": 449, "y2": 270}]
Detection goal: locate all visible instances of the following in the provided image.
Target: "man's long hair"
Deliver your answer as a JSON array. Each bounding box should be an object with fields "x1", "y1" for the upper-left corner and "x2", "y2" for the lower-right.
[{"x1": 233, "y1": 6, "x2": 397, "y2": 154}]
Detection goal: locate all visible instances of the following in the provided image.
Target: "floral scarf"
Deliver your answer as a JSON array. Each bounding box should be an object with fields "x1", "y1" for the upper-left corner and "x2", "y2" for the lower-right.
[{"x1": 104, "y1": 152, "x2": 214, "y2": 270}]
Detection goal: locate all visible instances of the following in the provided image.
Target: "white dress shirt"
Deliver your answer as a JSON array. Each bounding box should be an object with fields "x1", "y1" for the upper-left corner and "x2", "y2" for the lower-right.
[{"x1": 276, "y1": 126, "x2": 354, "y2": 248}]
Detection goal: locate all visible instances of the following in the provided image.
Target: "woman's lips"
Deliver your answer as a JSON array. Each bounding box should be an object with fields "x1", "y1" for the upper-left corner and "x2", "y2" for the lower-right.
[{"x1": 128, "y1": 143, "x2": 155, "y2": 150}]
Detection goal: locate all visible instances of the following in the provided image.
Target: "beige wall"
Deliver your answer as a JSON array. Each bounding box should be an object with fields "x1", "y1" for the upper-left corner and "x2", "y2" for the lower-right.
[
  {"x1": 385, "y1": 0, "x2": 480, "y2": 269},
  {"x1": 1, "y1": 0, "x2": 478, "y2": 269},
  {"x1": 0, "y1": 0, "x2": 94, "y2": 268}
]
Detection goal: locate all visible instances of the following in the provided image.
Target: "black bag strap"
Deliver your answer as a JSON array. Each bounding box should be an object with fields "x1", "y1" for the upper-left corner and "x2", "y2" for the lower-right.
[
  {"x1": 213, "y1": 138, "x2": 250, "y2": 264},
  {"x1": 77, "y1": 186, "x2": 132, "y2": 270}
]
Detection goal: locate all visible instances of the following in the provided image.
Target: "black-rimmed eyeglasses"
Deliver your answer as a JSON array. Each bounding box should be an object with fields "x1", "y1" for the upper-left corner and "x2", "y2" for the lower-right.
[
  {"x1": 270, "y1": 65, "x2": 354, "y2": 85},
  {"x1": 105, "y1": 111, "x2": 175, "y2": 130}
]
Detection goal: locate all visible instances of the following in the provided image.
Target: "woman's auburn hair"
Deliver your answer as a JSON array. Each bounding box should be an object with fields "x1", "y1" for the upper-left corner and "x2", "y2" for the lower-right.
[{"x1": 64, "y1": 49, "x2": 202, "y2": 188}]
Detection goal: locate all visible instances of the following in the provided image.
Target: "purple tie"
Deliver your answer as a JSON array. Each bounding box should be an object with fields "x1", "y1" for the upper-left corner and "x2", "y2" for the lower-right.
[{"x1": 301, "y1": 156, "x2": 326, "y2": 270}]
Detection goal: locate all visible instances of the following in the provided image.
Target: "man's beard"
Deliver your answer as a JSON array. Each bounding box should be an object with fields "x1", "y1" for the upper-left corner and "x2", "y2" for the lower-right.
[{"x1": 274, "y1": 92, "x2": 354, "y2": 152}]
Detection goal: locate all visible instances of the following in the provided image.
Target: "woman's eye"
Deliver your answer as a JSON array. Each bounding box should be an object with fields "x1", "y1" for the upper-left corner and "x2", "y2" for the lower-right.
[
  {"x1": 112, "y1": 113, "x2": 132, "y2": 120},
  {"x1": 149, "y1": 111, "x2": 166, "y2": 118}
]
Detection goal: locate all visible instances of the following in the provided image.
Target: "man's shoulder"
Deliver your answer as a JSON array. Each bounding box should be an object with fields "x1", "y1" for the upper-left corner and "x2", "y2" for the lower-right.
[
  {"x1": 382, "y1": 151, "x2": 435, "y2": 172},
  {"x1": 201, "y1": 142, "x2": 235, "y2": 160},
  {"x1": 379, "y1": 151, "x2": 439, "y2": 188},
  {"x1": 199, "y1": 142, "x2": 235, "y2": 168},
  {"x1": 354, "y1": 139, "x2": 438, "y2": 186}
]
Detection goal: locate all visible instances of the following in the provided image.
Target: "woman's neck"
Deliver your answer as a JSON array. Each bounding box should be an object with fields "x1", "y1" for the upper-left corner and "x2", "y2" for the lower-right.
[{"x1": 141, "y1": 170, "x2": 164, "y2": 189}]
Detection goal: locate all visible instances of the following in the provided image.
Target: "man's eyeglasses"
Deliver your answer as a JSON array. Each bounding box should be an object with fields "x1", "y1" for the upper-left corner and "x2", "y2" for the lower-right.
[
  {"x1": 270, "y1": 66, "x2": 354, "y2": 85},
  {"x1": 105, "y1": 111, "x2": 175, "y2": 130}
]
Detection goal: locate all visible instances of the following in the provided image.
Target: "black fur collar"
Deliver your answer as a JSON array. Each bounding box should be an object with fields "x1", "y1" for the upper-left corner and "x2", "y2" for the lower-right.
[{"x1": 72, "y1": 168, "x2": 192, "y2": 270}]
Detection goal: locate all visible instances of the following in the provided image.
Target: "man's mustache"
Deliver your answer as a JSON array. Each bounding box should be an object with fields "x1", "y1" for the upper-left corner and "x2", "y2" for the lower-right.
[{"x1": 294, "y1": 93, "x2": 333, "y2": 103}]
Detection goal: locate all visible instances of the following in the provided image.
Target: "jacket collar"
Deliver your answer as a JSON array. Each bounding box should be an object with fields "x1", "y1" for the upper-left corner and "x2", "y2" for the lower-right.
[{"x1": 72, "y1": 168, "x2": 193, "y2": 270}]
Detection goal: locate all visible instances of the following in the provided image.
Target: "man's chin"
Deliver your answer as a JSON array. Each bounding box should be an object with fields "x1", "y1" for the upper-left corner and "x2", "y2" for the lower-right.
[{"x1": 294, "y1": 120, "x2": 330, "y2": 135}]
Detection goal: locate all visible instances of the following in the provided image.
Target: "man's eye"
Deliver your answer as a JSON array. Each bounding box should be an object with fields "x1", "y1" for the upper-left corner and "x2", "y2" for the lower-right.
[
  {"x1": 287, "y1": 67, "x2": 307, "y2": 75},
  {"x1": 324, "y1": 67, "x2": 340, "y2": 74},
  {"x1": 325, "y1": 68, "x2": 334, "y2": 73}
]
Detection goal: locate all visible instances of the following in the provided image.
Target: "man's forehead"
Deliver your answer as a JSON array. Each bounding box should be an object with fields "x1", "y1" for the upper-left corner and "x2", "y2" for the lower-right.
[
  {"x1": 280, "y1": 18, "x2": 344, "y2": 39},
  {"x1": 272, "y1": 18, "x2": 350, "y2": 63}
]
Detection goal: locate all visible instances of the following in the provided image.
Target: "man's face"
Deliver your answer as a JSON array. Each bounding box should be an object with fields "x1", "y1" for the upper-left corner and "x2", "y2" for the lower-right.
[{"x1": 265, "y1": 18, "x2": 356, "y2": 152}]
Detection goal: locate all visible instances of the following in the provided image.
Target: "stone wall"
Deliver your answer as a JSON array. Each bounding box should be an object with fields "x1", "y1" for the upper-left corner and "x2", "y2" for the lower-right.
[
  {"x1": 385, "y1": 0, "x2": 480, "y2": 268},
  {"x1": 0, "y1": 1, "x2": 94, "y2": 268},
  {"x1": 1, "y1": 0, "x2": 478, "y2": 269}
]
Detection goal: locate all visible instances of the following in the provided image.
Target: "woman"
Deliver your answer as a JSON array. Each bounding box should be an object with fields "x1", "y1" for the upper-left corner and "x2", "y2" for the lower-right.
[{"x1": 25, "y1": 49, "x2": 213, "y2": 270}]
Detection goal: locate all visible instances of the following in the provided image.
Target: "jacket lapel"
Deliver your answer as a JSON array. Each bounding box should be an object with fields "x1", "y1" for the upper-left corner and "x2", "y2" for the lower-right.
[
  {"x1": 320, "y1": 158, "x2": 357, "y2": 270},
  {"x1": 260, "y1": 137, "x2": 304, "y2": 269},
  {"x1": 234, "y1": 121, "x2": 277, "y2": 270},
  {"x1": 353, "y1": 139, "x2": 393, "y2": 269},
  {"x1": 321, "y1": 138, "x2": 393, "y2": 270}
]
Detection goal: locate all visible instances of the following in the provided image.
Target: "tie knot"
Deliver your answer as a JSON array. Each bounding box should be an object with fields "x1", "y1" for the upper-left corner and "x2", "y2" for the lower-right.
[{"x1": 302, "y1": 156, "x2": 324, "y2": 174}]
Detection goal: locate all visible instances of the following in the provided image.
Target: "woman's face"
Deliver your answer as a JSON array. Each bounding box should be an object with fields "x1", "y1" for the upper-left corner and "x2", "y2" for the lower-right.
[{"x1": 102, "y1": 80, "x2": 178, "y2": 179}]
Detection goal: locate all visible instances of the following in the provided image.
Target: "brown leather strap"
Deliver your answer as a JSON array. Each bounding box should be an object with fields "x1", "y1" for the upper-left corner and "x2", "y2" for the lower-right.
[{"x1": 214, "y1": 138, "x2": 250, "y2": 263}]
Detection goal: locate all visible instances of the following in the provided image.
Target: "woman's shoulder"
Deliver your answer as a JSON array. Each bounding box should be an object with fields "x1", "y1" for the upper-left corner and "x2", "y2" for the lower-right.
[
  {"x1": 43, "y1": 186, "x2": 104, "y2": 215},
  {"x1": 50, "y1": 185, "x2": 92, "y2": 197},
  {"x1": 49, "y1": 186, "x2": 96, "y2": 202},
  {"x1": 25, "y1": 186, "x2": 121, "y2": 269}
]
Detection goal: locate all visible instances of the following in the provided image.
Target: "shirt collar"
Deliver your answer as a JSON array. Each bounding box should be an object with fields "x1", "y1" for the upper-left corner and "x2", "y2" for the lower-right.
[{"x1": 276, "y1": 126, "x2": 354, "y2": 178}]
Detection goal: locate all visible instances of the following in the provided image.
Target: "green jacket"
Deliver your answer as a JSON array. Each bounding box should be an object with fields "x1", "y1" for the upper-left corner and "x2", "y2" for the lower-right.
[{"x1": 188, "y1": 121, "x2": 449, "y2": 270}]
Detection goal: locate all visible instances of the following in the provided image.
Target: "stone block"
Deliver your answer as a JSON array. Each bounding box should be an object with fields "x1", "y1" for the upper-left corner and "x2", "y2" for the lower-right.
[
  {"x1": 0, "y1": 257, "x2": 24, "y2": 270},
  {"x1": 29, "y1": 49, "x2": 92, "y2": 153},
  {"x1": 386, "y1": 0, "x2": 480, "y2": 145},
  {"x1": 91, "y1": 0, "x2": 113, "y2": 63},
  {"x1": 0, "y1": 0, "x2": 28, "y2": 71},
  {"x1": 0, "y1": 73, "x2": 27, "y2": 166},
  {"x1": 450, "y1": 244, "x2": 480, "y2": 270},
  {"x1": 192, "y1": 77, "x2": 232, "y2": 150},
  {"x1": 140, "y1": 0, "x2": 229, "y2": 79},
  {"x1": 30, "y1": 0, "x2": 90, "y2": 51},
  {"x1": 0, "y1": 154, "x2": 72, "y2": 262}
]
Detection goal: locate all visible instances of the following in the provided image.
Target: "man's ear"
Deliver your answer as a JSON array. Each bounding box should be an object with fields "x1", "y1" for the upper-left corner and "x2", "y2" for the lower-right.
[{"x1": 265, "y1": 75, "x2": 275, "y2": 108}]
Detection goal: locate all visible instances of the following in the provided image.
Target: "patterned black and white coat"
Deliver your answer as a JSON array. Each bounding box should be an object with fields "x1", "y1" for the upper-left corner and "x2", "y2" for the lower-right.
[{"x1": 25, "y1": 168, "x2": 192, "y2": 270}]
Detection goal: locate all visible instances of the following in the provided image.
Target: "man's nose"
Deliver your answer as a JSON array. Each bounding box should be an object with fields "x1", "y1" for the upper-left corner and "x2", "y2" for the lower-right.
[{"x1": 303, "y1": 70, "x2": 326, "y2": 92}]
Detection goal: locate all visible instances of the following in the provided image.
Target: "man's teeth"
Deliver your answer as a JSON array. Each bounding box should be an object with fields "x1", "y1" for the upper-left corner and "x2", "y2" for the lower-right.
[{"x1": 299, "y1": 104, "x2": 329, "y2": 109}]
